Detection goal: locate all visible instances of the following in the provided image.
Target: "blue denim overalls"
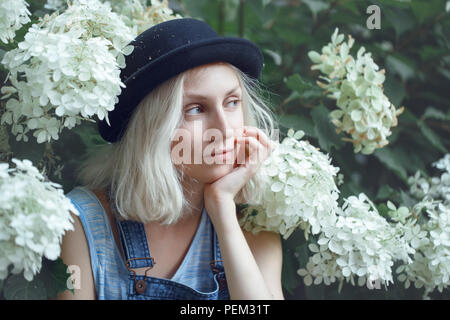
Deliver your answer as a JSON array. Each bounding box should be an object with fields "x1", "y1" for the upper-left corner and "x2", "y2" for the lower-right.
[
  {"x1": 66, "y1": 186, "x2": 230, "y2": 300},
  {"x1": 116, "y1": 215, "x2": 230, "y2": 300}
]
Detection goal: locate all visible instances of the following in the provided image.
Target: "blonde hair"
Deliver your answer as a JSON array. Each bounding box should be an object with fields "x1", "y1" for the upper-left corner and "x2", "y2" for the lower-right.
[{"x1": 77, "y1": 62, "x2": 279, "y2": 224}]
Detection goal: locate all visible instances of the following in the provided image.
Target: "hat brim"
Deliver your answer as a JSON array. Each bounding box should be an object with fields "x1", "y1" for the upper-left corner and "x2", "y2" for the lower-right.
[{"x1": 98, "y1": 37, "x2": 264, "y2": 143}]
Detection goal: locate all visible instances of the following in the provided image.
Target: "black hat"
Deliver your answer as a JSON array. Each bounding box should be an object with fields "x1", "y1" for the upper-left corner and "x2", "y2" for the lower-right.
[{"x1": 97, "y1": 17, "x2": 264, "y2": 143}]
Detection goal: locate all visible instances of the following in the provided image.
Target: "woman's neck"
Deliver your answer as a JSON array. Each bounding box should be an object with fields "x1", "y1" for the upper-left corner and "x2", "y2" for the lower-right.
[
  {"x1": 144, "y1": 176, "x2": 204, "y2": 234},
  {"x1": 179, "y1": 175, "x2": 205, "y2": 220}
]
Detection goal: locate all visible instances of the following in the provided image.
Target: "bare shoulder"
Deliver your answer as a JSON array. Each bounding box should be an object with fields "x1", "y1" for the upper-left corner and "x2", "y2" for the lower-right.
[
  {"x1": 55, "y1": 209, "x2": 96, "y2": 300},
  {"x1": 241, "y1": 228, "x2": 285, "y2": 299}
]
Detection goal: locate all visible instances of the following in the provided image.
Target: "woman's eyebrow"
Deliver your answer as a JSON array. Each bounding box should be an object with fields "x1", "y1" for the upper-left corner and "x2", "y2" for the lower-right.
[{"x1": 184, "y1": 85, "x2": 241, "y2": 100}]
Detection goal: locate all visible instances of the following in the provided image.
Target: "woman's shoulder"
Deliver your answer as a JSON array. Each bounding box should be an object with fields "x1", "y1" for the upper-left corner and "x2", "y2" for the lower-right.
[
  {"x1": 58, "y1": 186, "x2": 101, "y2": 299},
  {"x1": 65, "y1": 186, "x2": 108, "y2": 214},
  {"x1": 64, "y1": 186, "x2": 114, "y2": 241}
]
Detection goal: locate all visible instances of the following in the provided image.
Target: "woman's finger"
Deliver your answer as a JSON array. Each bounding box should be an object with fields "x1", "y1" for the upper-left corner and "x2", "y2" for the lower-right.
[
  {"x1": 243, "y1": 126, "x2": 275, "y2": 151},
  {"x1": 236, "y1": 136, "x2": 269, "y2": 167}
]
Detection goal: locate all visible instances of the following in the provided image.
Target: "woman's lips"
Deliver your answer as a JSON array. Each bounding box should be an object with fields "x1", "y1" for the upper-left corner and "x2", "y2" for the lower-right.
[
  {"x1": 207, "y1": 148, "x2": 234, "y2": 162},
  {"x1": 211, "y1": 149, "x2": 233, "y2": 156}
]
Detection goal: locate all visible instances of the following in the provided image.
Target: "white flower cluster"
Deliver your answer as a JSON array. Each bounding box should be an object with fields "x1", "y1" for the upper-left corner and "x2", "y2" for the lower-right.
[
  {"x1": 239, "y1": 129, "x2": 341, "y2": 239},
  {"x1": 394, "y1": 200, "x2": 450, "y2": 298},
  {"x1": 1, "y1": 0, "x2": 136, "y2": 143},
  {"x1": 0, "y1": 159, "x2": 78, "y2": 281},
  {"x1": 297, "y1": 193, "x2": 414, "y2": 290},
  {"x1": 394, "y1": 154, "x2": 450, "y2": 298},
  {"x1": 109, "y1": 0, "x2": 182, "y2": 35},
  {"x1": 408, "y1": 154, "x2": 450, "y2": 205},
  {"x1": 308, "y1": 28, "x2": 404, "y2": 155},
  {"x1": 44, "y1": 0, "x2": 183, "y2": 35},
  {"x1": 0, "y1": 0, "x2": 31, "y2": 44}
]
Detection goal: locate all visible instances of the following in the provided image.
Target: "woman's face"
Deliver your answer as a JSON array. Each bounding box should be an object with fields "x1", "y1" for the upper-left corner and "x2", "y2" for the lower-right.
[{"x1": 171, "y1": 62, "x2": 244, "y2": 183}]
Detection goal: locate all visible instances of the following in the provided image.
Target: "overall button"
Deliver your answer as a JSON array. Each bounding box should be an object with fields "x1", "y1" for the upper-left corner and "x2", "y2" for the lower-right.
[{"x1": 135, "y1": 279, "x2": 146, "y2": 294}]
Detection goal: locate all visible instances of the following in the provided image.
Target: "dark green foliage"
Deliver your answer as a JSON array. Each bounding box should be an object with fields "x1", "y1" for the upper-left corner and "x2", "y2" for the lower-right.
[{"x1": 0, "y1": 258, "x2": 71, "y2": 300}]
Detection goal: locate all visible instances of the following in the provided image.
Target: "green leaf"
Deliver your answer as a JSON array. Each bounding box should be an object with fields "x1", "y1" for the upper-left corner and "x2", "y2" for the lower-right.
[
  {"x1": 278, "y1": 113, "x2": 317, "y2": 138},
  {"x1": 373, "y1": 147, "x2": 408, "y2": 182},
  {"x1": 262, "y1": 0, "x2": 271, "y2": 8},
  {"x1": 417, "y1": 92, "x2": 450, "y2": 107},
  {"x1": 372, "y1": 0, "x2": 412, "y2": 9},
  {"x1": 389, "y1": 126, "x2": 402, "y2": 145},
  {"x1": 302, "y1": 0, "x2": 330, "y2": 16},
  {"x1": 384, "y1": 7, "x2": 416, "y2": 38},
  {"x1": 8, "y1": 131, "x2": 46, "y2": 165},
  {"x1": 284, "y1": 74, "x2": 322, "y2": 100},
  {"x1": 282, "y1": 90, "x2": 301, "y2": 106},
  {"x1": 411, "y1": 0, "x2": 443, "y2": 24},
  {"x1": 0, "y1": 16, "x2": 40, "y2": 52},
  {"x1": 384, "y1": 74, "x2": 407, "y2": 107},
  {"x1": 423, "y1": 106, "x2": 450, "y2": 121},
  {"x1": 400, "y1": 189, "x2": 418, "y2": 208},
  {"x1": 37, "y1": 257, "x2": 73, "y2": 299},
  {"x1": 419, "y1": 45, "x2": 448, "y2": 62},
  {"x1": 263, "y1": 48, "x2": 282, "y2": 65},
  {"x1": 223, "y1": 0, "x2": 239, "y2": 22},
  {"x1": 417, "y1": 120, "x2": 448, "y2": 153},
  {"x1": 274, "y1": 25, "x2": 313, "y2": 46},
  {"x1": 70, "y1": 121, "x2": 106, "y2": 156},
  {"x1": 400, "y1": 107, "x2": 421, "y2": 125},
  {"x1": 376, "y1": 202, "x2": 390, "y2": 219},
  {"x1": 0, "y1": 48, "x2": 5, "y2": 63},
  {"x1": 284, "y1": 74, "x2": 322, "y2": 101},
  {"x1": 375, "y1": 184, "x2": 397, "y2": 201},
  {"x1": 438, "y1": 67, "x2": 450, "y2": 81},
  {"x1": 311, "y1": 104, "x2": 345, "y2": 152},
  {"x1": 3, "y1": 274, "x2": 47, "y2": 300},
  {"x1": 337, "y1": 1, "x2": 359, "y2": 14},
  {"x1": 385, "y1": 54, "x2": 416, "y2": 81}
]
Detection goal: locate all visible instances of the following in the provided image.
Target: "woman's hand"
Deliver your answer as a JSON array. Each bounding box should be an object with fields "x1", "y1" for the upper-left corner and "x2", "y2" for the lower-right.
[
  {"x1": 202, "y1": 126, "x2": 282, "y2": 300},
  {"x1": 204, "y1": 125, "x2": 274, "y2": 224}
]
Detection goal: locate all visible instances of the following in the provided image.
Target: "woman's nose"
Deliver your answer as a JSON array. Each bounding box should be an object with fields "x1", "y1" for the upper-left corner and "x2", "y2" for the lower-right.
[{"x1": 211, "y1": 107, "x2": 231, "y2": 137}]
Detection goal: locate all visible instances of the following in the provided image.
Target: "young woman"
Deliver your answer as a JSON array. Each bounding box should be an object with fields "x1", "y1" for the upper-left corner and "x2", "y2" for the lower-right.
[{"x1": 57, "y1": 18, "x2": 283, "y2": 300}]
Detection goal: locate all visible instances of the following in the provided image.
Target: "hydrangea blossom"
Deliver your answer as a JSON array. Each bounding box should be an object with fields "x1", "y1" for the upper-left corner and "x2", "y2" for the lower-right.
[
  {"x1": 394, "y1": 154, "x2": 450, "y2": 298},
  {"x1": 408, "y1": 154, "x2": 450, "y2": 205},
  {"x1": 110, "y1": 0, "x2": 183, "y2": 35},
  {"x1": 1, "y1": 0, "x2": 136, "y2": 143},
  {"x1": 0, "y1": 159, "x2": 79, "y2": 281},
  {"x1": 297, "y1": 193, "x2": 414, "y2": 290},
  {"x1": 0, "y1": 0, "x2": 31, "y2": 44},
  {"x1": 44, "y1": 0, "x2": 183, "y2": 35},
  {"x1": 393, "y1": 200, "x2": 450, "y2": 299},
  {"x1": 239, "y1": 129, "x2": 341, "y2": 239},
  {"x1": 308, "y1": 28, "x2": 404, "y2": 155}
]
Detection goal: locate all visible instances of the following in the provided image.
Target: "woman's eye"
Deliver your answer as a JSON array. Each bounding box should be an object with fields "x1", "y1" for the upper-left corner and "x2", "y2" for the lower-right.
[
  {"x1": 185, "y1": 106, "x2": 202, "y2": 115},
  {"x1": 227, "y1": 100, "x2": 241, "y2": 108}
]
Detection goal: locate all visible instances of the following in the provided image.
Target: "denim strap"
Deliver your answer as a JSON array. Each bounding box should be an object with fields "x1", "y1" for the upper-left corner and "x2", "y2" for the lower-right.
[
  {"x1": 116, "y1": 220, "x2": 155, "y2": 269},
  {"x1": 107, "y1": 186, "x2": 154, "y2": 269}
]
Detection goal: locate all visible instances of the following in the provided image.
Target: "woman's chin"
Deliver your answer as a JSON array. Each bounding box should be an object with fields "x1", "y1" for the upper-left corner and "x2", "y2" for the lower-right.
[{"x1": 200, "y1": 162, "x2": 236, "y2": 183}]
